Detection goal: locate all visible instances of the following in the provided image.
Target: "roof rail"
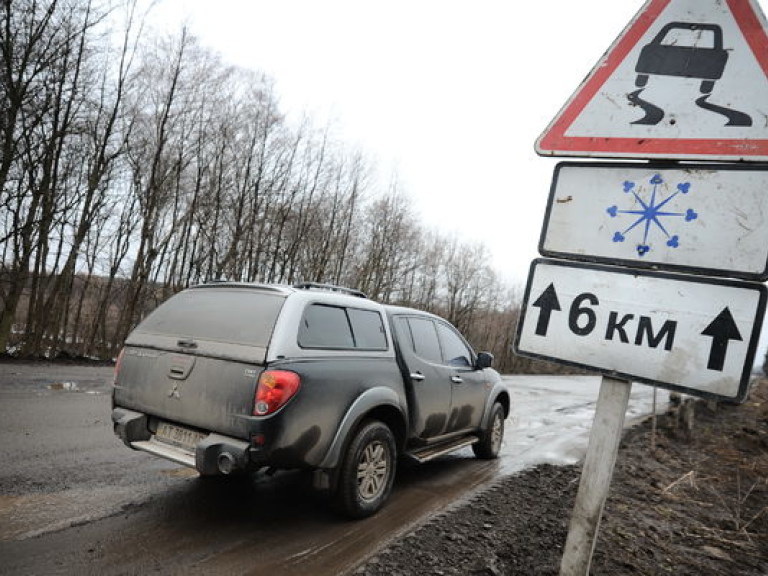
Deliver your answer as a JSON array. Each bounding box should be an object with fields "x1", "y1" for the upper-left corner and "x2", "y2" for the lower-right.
[{"x1": 293, "y1": 282, "x2": 367, "y2": 299}]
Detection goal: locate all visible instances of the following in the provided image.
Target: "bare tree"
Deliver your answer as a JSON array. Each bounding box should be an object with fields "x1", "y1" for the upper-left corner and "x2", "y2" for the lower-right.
[
  {"x1": 352, "y1": 182, "x2": 420, "y2": 301},
  {"x1": 0, "y1": 0, "x2": 64, "y2": 352},
  {"x1": 0, "y1": 0, "x2": 138, "y2": 354},
  {"x1": 114, "y1": 26, "x2": 195, "y2": 341},
  {"x1": 0, "y1": 8, "x2": 527, "y2": 370},
  {"x1": 24, "y1": 0, "x2": 141, "y2": 354}
]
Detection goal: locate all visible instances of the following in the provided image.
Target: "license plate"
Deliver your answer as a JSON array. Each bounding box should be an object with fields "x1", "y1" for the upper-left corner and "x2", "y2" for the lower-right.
[{"x1": 155, "y1": 422, "x2": 206, "y2": 450}]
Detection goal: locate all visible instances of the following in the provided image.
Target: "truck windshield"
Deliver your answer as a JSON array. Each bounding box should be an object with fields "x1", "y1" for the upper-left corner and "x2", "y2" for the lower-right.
[{"x1": 134, "y1": 288, "x2": 286, "y2": 347}]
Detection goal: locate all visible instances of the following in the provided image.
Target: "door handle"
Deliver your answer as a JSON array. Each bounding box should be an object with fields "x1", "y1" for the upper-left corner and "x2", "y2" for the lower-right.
[
  {"x1": 410, "y1": 372, "x2": 426, "y2": 382},
  {"x1": 450, "y1": 375, "x2": 463, "y2": 384}
]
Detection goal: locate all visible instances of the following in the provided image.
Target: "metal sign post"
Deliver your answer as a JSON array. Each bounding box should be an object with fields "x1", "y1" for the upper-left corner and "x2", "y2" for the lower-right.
[{"x1": 560, "y1": 377, "x2": 632, "y2": 576}]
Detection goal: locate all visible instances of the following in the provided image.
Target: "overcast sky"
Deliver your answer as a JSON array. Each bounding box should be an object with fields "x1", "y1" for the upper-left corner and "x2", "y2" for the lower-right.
[
  {"x1": 143, "y1": 0, "x2": 655, "y2": 287},
  {"x1": 146, "y1": 0, "x2": 768, "y2": 364}
]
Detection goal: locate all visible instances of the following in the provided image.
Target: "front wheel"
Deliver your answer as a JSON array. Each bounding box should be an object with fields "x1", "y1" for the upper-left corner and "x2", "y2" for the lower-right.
[
  {"x1": 334, "y1": 420, "x2": 396, "y2": 519},
  {"x1": 473, "y1": 402, "x2": 505, "y2": 459}
]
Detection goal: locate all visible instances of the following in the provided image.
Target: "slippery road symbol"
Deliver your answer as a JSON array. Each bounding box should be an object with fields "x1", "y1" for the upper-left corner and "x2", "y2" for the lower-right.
[{"x1": 628, "y1": 21, "x2": 752, "y2": 126}]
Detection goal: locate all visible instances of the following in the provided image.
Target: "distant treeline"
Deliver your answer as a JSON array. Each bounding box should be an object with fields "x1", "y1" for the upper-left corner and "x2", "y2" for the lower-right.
[{"x1": 1, "y1": 0, "x2": 569, "y2": 374}]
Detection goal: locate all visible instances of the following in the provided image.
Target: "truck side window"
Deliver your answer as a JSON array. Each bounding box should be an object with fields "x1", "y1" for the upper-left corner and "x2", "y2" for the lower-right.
[
  {"x1": 393, "y1": 317, "x2": 414, "y2": 352},
  {"x1": 347, "y1": 308, "x2": 388, "y2": 350},
  {"x1": 406, "y1": 317, "x2": 442, "y2": 364},
  {"x1": 298, "y1": 304, "x2": 354, "y2": 349},
  {"x1": 436, "y1": 322, "x2": 473, "y2": 367}
]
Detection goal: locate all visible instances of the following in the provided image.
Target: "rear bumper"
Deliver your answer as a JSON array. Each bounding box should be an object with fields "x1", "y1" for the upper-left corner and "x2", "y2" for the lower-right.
[{"x1": 111, "y1": 408, "x2": 251, "y2": 475}]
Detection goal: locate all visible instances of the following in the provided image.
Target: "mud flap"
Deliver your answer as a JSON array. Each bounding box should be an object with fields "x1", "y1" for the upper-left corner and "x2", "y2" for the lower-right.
[{"x1": 111, "y1": 408, "x2": 151, "y2": 447}]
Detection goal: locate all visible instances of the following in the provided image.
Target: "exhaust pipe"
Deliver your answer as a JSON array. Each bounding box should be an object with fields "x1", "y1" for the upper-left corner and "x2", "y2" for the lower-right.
[{"x1": 217, "y1": 452, "x2": 237, "y2": 475}]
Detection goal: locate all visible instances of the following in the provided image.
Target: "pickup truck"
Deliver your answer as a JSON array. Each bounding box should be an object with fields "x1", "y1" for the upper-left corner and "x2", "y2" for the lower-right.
[{"x1": 112, "y1": 282, "x2": 510, "y2": 518}]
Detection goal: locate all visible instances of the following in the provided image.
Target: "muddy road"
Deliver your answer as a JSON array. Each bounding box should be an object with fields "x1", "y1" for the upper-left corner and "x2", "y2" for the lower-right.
[{"x1": 0, "y1": 363, "x2": 666, "y2": 575}]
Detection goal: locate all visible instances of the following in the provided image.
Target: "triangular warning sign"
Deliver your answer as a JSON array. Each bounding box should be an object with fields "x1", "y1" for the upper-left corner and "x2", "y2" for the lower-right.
[{"x1": 536, "y1": 0, "x2": 768, "y2": 161}]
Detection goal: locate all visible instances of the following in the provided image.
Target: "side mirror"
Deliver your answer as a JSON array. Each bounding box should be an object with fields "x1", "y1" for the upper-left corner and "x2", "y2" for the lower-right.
[{"x1": 476, "y1": 351, "x2": 494, "y2": 369}]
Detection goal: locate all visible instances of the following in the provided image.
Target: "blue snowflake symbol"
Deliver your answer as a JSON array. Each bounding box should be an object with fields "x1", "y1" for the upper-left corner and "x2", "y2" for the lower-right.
[{"x1": 606, "y1": 174, "x2": 697, "y2": 257}]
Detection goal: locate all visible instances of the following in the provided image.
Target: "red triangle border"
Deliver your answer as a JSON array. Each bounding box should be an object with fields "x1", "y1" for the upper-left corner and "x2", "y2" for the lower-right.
[{"x1": 536, "y1": 0, "x2": 768, "y2": 160}]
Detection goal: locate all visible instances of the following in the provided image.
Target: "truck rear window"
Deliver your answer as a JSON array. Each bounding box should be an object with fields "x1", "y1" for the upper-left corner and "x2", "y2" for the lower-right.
[
  {"x1": 298, "y1": 304, "x2": 387, "y2": 350},
  {"x1": 134, "y1": 288, "x2": 286, "y2": 347}
]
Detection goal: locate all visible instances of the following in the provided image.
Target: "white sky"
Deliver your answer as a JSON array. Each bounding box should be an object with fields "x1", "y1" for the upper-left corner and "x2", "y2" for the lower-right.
[
  {"x1": 144, "y1": 0, "x2": 648, "y2": 287},
  {"x1": 145, "y1": 0, "x2": 768, "y2": 367}
]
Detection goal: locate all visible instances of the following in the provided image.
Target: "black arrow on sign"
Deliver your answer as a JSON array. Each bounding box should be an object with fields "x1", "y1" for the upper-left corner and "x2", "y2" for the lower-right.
[
  {"x1": 532, "y1": 283, "x2": 561, "y2": 336},
  {"x1": 701, "y1": 307, "x2": 743, "y2": 372}
]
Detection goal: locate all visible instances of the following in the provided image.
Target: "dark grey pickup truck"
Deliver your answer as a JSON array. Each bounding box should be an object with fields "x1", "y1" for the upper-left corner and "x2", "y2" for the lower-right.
[{"x1": 112, "y1": 282, "x2": 510, "y2": 517}]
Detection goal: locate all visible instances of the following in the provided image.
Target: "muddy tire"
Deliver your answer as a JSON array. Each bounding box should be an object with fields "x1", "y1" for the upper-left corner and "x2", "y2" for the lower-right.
[
  {"x1": 334, "y1": 420, "x2": 396, "y2": 519},
  {"x1": 473, "y1": 402, "x2": 505, "y2": 459}
]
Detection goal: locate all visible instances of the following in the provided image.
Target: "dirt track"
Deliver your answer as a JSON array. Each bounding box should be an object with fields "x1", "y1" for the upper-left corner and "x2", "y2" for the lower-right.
[
  {"x1": 355, "y1": 379, "x2": 768, "y2": 575},
  {"x1": 1, "y1": 362, "x2": 763, "y2": 575}
]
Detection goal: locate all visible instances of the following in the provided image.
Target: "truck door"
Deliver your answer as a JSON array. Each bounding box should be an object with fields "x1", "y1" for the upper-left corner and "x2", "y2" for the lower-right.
[
  {"x1": 434, "y1": 321, "x2": 487, "y2": 435},
  {"x1": 392, "y1": 316, "x2": 452, "y2": 439}
]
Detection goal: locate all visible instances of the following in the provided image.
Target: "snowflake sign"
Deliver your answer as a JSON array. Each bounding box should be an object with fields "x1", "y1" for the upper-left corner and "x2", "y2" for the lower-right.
[
  {"x1": 606, "y1": 174, "x2": 698, "y2": 257},
  {"x1": 542, "y1": 163, "x2": 768, "y2": 281}
]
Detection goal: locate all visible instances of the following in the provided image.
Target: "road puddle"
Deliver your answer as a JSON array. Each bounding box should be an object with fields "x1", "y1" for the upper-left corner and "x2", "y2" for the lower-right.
[
  {"x1": 0, "y1": 492, "x2": 72, "y2": 541},
  {"x1": 0, "y1": 487, "x2": 138, "y2": 542},
  {"x1": 47, "y1": 382, "x2": 80, "y2": 391},
  {"x1": 160, "y1": 467, "x2": 198, "y2": 478}
]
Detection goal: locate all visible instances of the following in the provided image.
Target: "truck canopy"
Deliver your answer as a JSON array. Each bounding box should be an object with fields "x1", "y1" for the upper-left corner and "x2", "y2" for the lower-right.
[
  {"x1": 126, "y1": 286, "x2": 287, "y2": 363},
  {"x1": 116, "y1": 286, "x2": 289, "y2": 437}
]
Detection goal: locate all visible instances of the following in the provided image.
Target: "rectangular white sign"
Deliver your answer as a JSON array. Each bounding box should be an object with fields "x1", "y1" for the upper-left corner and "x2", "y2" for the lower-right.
[
  {"x1": 540, "y1": 163, "x2": 768, "y2": 281},
  {"x1": 514, "y1": 259, "x2": 766, "y2": 402}
]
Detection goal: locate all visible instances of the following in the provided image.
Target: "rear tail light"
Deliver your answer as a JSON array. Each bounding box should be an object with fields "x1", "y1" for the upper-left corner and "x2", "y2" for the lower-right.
[{"x1": 254, "y1": 370, "x2": 300, "y2": 416}]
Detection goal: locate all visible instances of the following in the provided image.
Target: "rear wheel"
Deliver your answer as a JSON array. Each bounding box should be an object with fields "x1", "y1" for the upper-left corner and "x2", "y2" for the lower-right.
[
  {"x1": 473, "y1": 402, "x2": 505, "y2": 459},
  {"x1": 334, "y1": 420, "x2": 396, "y2": 518}
]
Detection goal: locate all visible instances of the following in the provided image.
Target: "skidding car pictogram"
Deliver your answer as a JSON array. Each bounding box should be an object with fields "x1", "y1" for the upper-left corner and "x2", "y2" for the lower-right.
[{"x1": 635, "y1": 22, "x2": 728, "y2": 94}]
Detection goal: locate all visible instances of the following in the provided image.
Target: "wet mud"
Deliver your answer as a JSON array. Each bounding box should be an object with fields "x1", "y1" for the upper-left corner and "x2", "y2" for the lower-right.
[{"x1": 355, "y1": 379, "x2": 768, "y2": 575}]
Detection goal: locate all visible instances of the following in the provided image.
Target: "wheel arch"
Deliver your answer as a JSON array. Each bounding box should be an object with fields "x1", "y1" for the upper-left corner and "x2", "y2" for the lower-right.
[
  {"x1": 495, "y1": 388, "x2": 511, "y2": 418},
  {"x1": 482, "y1": 384, "x2": 511, "y2": 427},
  {"x1": 365, "y1": 404, "x2": 407, "y2": 453},
  {"x1": 318, "y1": 386, "x2": 407, "y2": 469}
]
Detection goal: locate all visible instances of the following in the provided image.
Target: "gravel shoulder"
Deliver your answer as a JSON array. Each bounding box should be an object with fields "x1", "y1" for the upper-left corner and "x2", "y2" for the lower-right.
[{"x1": 355, "y1": 378, "x2": 768, "y2": 576}]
